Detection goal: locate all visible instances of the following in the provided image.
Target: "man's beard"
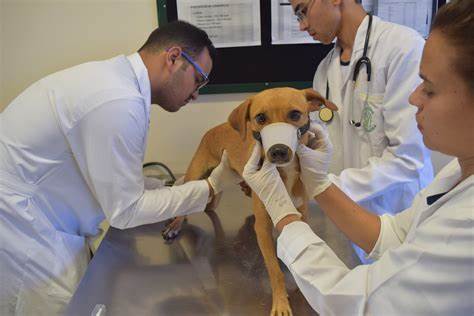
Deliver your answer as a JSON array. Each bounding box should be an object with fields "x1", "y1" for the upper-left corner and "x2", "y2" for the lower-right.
[{"x1": 154, "y1": 72, "x2": 187, "y2": 112}]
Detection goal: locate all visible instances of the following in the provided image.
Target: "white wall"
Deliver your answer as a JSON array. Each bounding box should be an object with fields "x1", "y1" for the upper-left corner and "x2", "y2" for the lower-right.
[
  {"x1": 0, "y1": 0, "x2": 451, "y2": 174},
  {"x1": 1, "y1": 0, "x2": 156, "y2": 107},
  {"x1": 147, "y1": 93, "x2": 252, "y2": 172},
  {"x1": 0, "y1": 0, "x2": 252, "y2": 173}
]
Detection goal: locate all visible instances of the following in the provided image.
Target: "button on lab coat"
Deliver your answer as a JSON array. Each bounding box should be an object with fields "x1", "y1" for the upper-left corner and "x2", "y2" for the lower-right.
[
  {"x1": 313, "y1": 16, "x2": 433, "y2": 217},
  {"x1": 277, "y1": 159, "x2": 474, "y2": 315},
  {"x1": 0, "y1": 53, "x2": 209, "y2": 315}
]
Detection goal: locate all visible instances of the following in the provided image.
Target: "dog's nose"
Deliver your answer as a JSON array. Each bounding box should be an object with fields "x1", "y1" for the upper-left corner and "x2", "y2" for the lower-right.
[{"x1": 268, "y1": 144, "x2": 291, "y2": 164}]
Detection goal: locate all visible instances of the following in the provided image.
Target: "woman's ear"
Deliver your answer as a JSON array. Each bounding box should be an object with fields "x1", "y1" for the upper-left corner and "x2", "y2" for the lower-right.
[{"x1": 228, "y1": 98, "x2": 252, "y2": 140}]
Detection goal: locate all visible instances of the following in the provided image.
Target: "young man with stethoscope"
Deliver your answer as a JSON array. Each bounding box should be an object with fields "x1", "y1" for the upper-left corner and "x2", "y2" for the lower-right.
[{"x1": 291, "y1": 0, "x2": 434, "y2": 262}]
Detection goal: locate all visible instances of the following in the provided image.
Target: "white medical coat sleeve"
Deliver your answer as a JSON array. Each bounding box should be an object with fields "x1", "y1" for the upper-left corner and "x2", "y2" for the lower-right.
[
  {"x1": 277, "y1": 221, "x2": 366, "y2": 315},
  {"x1": 67, "y1": 99, "x2": 209, "y2": 229},
  {"x1": 277, "y1": 207, "x2": 474, "y2": 316},
  {"x1": 365, "y1": 208, "x2": 413, "y2": 260},
  {"x1": 329, "y1": 39, "x2": 428, "y2": 203}
]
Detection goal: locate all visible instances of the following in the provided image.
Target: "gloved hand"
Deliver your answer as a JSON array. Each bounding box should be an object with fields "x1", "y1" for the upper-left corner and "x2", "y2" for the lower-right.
[
  {"x1": 144, "y1": 176, "x2": 166, "y2": 190},
  {"x1": 242, "y1": 142, "x2": 301, "y2": 226},
  {"x1": 207, "y1": 150, "x2": 242, "y2": 194},
  {"x1": 297, "y1": 123, "x2": 333, "y2": 198}
]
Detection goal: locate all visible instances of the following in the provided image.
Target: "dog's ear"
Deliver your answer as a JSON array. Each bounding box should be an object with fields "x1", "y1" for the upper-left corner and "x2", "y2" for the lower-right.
[
  {"x1": 228, "y1": 98, "x2": 251, "y2": 140},
  {"x1": 303, "y1": 88, "x2": 338, "y2": 112}
]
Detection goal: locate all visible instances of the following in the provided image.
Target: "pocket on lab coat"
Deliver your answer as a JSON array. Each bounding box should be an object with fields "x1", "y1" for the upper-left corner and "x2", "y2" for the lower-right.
[
  {"x1": 355, "y1": 89, "x2": 386, "y2": 157},
  {"x1": 31, "y1": 197, "x2": 89, "y2": 292},
  {"x1": 50, "y1": 230, "x2": 89, "y2": 296},
  {"x1": 14, "y1": 197, "x2": 89, "y2": 315}
]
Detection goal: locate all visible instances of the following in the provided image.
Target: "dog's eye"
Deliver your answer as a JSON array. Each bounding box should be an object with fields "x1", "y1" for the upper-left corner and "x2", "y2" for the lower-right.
[
  {"x1": 255, "y1": 113, "x2": 266, "y2": 125},
  {"x1": 288, "y1": 110, "x2": 302, "y2": 121}
]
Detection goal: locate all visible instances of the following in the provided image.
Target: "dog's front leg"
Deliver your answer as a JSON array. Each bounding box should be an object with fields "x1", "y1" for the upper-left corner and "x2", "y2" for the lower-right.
[
  {"x1": 162, "y1": 192, "x2": 223, "y2": 241},
  {"x1": 252, "y1": 195, "x2": 292, "y2": 316}
]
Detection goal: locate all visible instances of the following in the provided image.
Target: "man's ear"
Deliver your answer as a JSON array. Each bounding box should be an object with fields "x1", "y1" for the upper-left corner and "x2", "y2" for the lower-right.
[
  {"x1": 228, "y1": 98, "x2": 251, "y2": 140},
  {"x1": 303, "y1": 88, "x2": 338, "y2": 112},
  {"x1": 165, "y1": 46, "x2": 183, "y2": 70}
]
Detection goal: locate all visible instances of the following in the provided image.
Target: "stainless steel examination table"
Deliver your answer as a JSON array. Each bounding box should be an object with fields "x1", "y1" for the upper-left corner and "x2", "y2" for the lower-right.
[{"x1": 66, "y1": 188, "x2": 360, "y2": 316}]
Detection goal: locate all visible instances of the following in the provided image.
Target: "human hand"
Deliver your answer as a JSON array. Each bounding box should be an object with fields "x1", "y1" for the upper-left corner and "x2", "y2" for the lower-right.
[
  {"x1": 242, "y1": 142, "x2": 301, "y2": 226},
  {"x1": 144, "y1": 176, "x2": 166, "y2": 190},
  {"x1": 297, "y1": 123, "x2": 333, "y2": 198},
  {"x1": 207, "y1": 150, "x2": 242, "y2": 195}
]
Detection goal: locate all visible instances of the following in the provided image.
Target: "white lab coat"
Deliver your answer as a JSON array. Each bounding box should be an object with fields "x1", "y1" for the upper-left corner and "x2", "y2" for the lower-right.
[
  {"x1": 277, "y1": 159, "x2": 474, "y2": 316},
  {"x1": 313, "y1": 16, "x2": 434, "y2": 262},
  {"x1": 313, "y1": 16, "x2": 433, "y2": 216},
  {"x1": 0, "y1": 53, "x2": 209, "y2": 315}
]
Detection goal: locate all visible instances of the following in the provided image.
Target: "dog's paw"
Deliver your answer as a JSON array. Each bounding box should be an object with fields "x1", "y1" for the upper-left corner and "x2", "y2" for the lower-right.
[
  {"x1": 161, "y1": 216, "x2": 187, "y2": 242},
  {"x1": 270, "y1": 295, "x2": 292, "y2": 316}
]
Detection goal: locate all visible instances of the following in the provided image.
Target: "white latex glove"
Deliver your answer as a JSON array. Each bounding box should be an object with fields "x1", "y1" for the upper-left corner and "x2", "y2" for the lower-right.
[
  {"x1": 242, "y1": 142, "x2": 301, "y2": 226},
  {"x1": 297, "y1": 123, "x2": 333, "y2": 198},
  {"x1": 144, "y1": 176, "x2": 166, "y2": 190},
  {"x1": 207, "y1": 150, "x2": 242, "y2": 194}
]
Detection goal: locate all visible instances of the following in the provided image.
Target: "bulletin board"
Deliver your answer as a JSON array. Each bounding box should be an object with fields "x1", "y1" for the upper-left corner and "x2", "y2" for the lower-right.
[{"x1": 156, "y1": 0, "x2": 447, "y2": 95}]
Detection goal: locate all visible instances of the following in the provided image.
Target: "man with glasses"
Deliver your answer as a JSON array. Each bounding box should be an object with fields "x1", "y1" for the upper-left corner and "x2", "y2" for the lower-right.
[
  {"x1": 0, "y1": 20, "x2": 240, "y2": 315},
  {"x1": 290, "y1": 0, "x2": 434, "y2": 263}
]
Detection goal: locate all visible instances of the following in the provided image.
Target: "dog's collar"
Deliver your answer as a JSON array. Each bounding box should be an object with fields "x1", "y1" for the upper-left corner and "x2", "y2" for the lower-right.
[
  {"x1": 252, "y1": 118, "x2": 311, "y2": 142},
  {"x1": 298, "y1": 119, "x2": 311, "y2": 138}
]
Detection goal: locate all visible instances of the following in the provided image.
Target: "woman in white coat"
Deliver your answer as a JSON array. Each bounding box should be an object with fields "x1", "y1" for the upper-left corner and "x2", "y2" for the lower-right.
[
  {"x1": 291, "y1": 0, "x2": 434, "y2": 261},
  {"x1": 243, "y1": 0, "x2": 473, "y2": 314}
]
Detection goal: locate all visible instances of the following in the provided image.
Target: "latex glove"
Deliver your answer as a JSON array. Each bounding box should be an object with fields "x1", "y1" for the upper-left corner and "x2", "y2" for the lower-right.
[
  {"x1": 207, "y1": 150, "x2": 242, "y2": 194},
  {"x1": 144, "y1": 176, "x2": 166, "y2": 190},
  {"x1": 297, "y1": 123, "x2": 333, "y2": 198},
  {"x1": 242, "y1": 142, "x2": 301, "y2": 226}
]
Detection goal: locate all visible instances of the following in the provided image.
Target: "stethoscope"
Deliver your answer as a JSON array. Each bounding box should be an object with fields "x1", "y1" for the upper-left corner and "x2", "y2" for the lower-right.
[{"x1": 319, "y1": 14, "x2": 374, "y2": 129}]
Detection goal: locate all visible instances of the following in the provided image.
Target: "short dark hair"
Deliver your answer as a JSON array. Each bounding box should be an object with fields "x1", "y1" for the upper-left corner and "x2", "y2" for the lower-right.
[
  {"x1": 432, "y1": 0, "x2": 474, "y2": 91},
  {"x1": 139, "y1": 20, "x2": 216, "y2": 63}
]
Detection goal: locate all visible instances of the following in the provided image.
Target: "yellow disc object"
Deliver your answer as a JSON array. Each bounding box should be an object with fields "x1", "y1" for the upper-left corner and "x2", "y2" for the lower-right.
[{"x1": 319, "y1": 107, "x2": 334, "y2": 123}]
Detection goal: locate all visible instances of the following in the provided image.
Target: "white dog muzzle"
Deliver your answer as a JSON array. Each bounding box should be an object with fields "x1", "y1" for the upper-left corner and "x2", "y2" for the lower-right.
[{"x1": 260, "y1": 122, "x2": 299, "y2": 166}]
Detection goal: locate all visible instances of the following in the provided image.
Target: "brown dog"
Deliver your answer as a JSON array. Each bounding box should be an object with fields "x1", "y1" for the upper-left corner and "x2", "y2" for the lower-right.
[{"x1": 163, "y1": 87, "x2": 336, "y2": 315}]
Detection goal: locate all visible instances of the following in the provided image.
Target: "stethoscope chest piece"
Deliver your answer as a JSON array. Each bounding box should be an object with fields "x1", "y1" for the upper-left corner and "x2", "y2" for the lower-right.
[{"x1": 319, "y1": 107, "x2": 334, "y2": 123}]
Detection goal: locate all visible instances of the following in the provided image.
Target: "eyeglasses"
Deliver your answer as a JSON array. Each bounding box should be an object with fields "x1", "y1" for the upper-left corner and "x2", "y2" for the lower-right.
[
  {"x1": 180, "y1": 50, "x2": 210, "y2": 91},
  {"x1": 295, "y1": 0, "x2": 315, "y2": 23}
]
